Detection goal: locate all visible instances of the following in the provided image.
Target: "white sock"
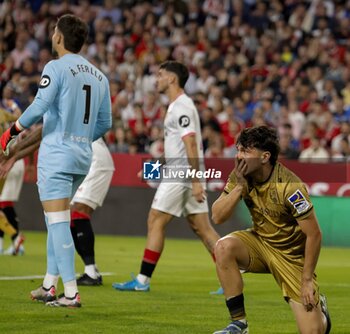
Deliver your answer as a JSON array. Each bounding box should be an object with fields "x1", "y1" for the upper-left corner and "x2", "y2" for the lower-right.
[
  {"x1": 0, "y1": 237, "x2": 3, "y2": 252},
  {"x1": 137, "y1": 273, "x2": 150, "y2": 285},
  {"x1": 43, "y1": 273, "x2": 59, "y2": 289},
  {"x1": 64, "y1": 280, "x2": 78, "y2": 298},
  {"x1": 85, "y1": 264, "x2": 98, "y2": 279},
  {"x1": 237, "y1": 319, "x2": 247, "y2": 325},
  {"x1": 94, "y1": 265, "x2": 100, "y2": 276}
]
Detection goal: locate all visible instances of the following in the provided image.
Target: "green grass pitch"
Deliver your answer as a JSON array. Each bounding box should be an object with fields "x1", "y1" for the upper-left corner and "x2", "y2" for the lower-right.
[{"x1": 0, "y1": 231, "x2": 349, "y2": 333}]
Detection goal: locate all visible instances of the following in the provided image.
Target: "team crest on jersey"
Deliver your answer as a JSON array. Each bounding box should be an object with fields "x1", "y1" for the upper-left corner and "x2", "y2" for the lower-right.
[
  {"x1": 39, "y1": 75, "x2": 51, "y2": 88},
  {"x1": 179, "y1": 115, "x2": 190, "y2": 128},
  {"x1": 288, "y1": 190, "x2": 310, "y2": 214},
  {"x1": 269, "y1": 189, "x2": 278, "y2": 203}
]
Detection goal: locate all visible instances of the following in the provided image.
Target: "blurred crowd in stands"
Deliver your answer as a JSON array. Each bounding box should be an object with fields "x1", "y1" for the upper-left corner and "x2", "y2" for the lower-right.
[{"x1": 1, "y1": 0, "x2": 350, "y2": 162}]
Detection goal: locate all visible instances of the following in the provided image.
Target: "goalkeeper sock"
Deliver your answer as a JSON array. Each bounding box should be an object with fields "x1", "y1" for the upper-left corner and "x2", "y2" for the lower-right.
[
  {"x1": 71, "y1": 211, "x2": 95, "y2": 266},
  {"x1": 46, "y1": 211, "x2": 76, "y2": 283},
  {"x1": 44, "y1": 213, "x2": 59, "y2": 279},
  {"x1": 43, "y1": 273, "x2": 59, "y2": 289},
  {"x1": 139, "y1": 248, "x2": 161, "y2": 280},
  {"x1": 64, "y1": 279, "x2": 78, "y2": 298}
]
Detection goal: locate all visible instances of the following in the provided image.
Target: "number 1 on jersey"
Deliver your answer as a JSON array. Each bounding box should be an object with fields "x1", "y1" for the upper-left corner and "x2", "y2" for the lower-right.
[{"x1": 83, "y1": 84, "x2": 91, "y2": 124}]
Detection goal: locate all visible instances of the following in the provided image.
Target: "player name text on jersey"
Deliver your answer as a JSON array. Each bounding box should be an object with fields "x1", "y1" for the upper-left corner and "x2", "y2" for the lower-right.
[{"x1": 69, "y1": 64, "x2": 103, "y2": 81}]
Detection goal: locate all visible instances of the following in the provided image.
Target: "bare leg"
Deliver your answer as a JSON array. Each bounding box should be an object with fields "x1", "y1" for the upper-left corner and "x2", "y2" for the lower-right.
[
  {"x1": 289, "y1": 299, "x2": 327, "y2": 334},
  {"x1": 42, "y1": 198, "x2": 70, "y2": 212},
  {"x1": 186, "y1": 212, "x2": 220, "y2": 254},
  {"x1": 145, "y1": 208, "x2": 173, "y2": 252},
  {"x1": 214, "y1": 235, "x2": 250, "y2": 298}
]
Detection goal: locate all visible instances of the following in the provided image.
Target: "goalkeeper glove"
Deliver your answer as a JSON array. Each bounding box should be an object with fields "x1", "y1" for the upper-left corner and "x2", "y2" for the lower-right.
[{"x1": 0, "y1": 121, "x2": 23, "y2": 156}]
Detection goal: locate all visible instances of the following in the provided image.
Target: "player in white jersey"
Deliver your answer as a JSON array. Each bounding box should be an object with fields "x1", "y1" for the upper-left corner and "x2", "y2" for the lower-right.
[
  {"x1": 113, "y1": 61, "x2": 220, "y2": 292},
  {"x1": 0, "y1": 15, "x2": 111, "y2": 307},
  {"x1": 0, "y1": 158, "x2": 25, "y2": 255},
  {"x1": 0, "y1": 108, "x2": 25, "y2": 255},
  {"x1": 70, "y1": 137, "x2": 115, "y2": 285}
]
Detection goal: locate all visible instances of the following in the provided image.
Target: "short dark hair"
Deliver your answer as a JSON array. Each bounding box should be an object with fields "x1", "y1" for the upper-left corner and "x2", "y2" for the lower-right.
[
  {"x1": 237, "y1": 126, "x2": 280, "y2": 165},
  {"x1": 159, "y1": 61, "x2": 189, "y2": 88},
  {"x1": 57, "y1": 14, "x2": 88, "y2": 53}
]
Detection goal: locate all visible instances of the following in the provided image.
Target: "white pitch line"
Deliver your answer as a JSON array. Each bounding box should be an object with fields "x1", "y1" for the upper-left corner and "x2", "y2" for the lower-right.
[
  {"x1": 321, "y1": 282, "x2": 350, "y2": 288},
  {"x1": 0, "y1": 272, "x2": 115, "y2": 281}
]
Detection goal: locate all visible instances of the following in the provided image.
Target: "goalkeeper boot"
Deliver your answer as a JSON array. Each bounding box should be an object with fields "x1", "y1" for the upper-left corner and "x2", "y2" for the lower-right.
[
  {"x1": 31, "y1": 285, "x2": 57, "y2": 303},
  {"x1": 213, "y1": 320, "x2": 249, "y2": 334},
  {"x1": 112, "y1": 274, "x2": 150, "y2": 292},
  {"x1": 46, "y1": 293, "x2": 81, "y2": 308},
  {"x1": 320, "y1": 294, "x2": 331, "y2": 334}
]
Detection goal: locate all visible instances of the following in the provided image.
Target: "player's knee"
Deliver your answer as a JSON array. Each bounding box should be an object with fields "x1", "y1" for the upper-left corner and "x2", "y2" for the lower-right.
[
  {"x1": 147, "y1": 212, "x2": 166, "y2": 233},
  {"x1": 214, "y1": 237, "x2": 239, "y2": 261},
  {"x1": 71, "y1": 202, "x2": 92, "y2": 215},
  {"x1": 297, "y1": 317, "x2": 325, "y2": 334},
  {"x1": 188, "y1": 219, "x2": 200, "y2": 235},
  {"x1": 312, "y1": 322, "x2": 325, "y2": 334}
]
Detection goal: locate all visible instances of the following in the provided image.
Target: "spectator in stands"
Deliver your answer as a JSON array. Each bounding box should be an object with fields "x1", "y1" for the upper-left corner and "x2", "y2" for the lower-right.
[
  {"x1": 279, "y1": 133, "x2": 300, "y2": 160},
  {"x1": 299, "y1": 136, "x2": 330, "y2": 163},
  {"x1": 331, "y1": 121, "x2": 350, "y2": 156},
  {"x1": 196, "y1": 65, "x2": 216, "y2": 95},
  {"x1": 148, "y1": 125, "x2": 163, "y2": 159},
  {"x1": 10, "y1": 33, "x2": 33, "y2": 69},
  {"x1": 0, "y1": 82, "x2": 21, "y2": 118},
  {"x1": 108, "y1": 127, "x2": 129, "y2": 154},
  {"x1": 1, "y1": 0, "x2": 350, "y2": 159},
  {"x1": 307, "y1": 100, "x2": 328, "y2": 131},
  {"x1": 332, "y1": 95, "x2": 350, "y2": 124},
  {"x1": 332, "y1": 137, "x2": 350, "y2": 162}
]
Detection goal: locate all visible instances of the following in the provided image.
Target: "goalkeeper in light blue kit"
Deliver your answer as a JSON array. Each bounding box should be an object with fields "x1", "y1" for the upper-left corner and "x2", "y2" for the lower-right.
[{"x1": 0, "y1": 14, "x2": 112, "y2": 307}]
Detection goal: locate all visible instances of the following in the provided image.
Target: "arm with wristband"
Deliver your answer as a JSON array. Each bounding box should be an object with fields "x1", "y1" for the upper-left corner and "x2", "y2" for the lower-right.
[
  {"x1": 0, "y1": 120, "x2": 25, "y2": 156},
  {"x1": 0, "y1": 96, "x2": 49, "y2": 156}
]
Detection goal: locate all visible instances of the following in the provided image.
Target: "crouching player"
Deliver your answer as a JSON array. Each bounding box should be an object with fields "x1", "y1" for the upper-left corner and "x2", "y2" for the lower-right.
[{"x1": 211, "y1": 126, "x2": 331, "y2": 334}]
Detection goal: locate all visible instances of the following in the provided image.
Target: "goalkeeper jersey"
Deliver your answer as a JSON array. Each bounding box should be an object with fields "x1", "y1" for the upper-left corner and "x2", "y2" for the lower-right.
[{"x1": 18, "y1": 53, "x2": 112, "y2": 174}]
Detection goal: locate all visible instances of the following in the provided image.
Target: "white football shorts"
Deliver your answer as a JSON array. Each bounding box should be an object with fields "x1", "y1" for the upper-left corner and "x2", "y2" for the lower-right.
[
  {"x1": 151, "y1": 182, "x2": 208, "y2": 217},
  {"x1": 71, "y1": 169, "x2": 113, "y2": 210},
  {"x1": 0, "y1": 159, "x2": 25, "y2": 201},
  {"x1": 71, "y1": 138, "x2": 114, "y2": 210}
]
